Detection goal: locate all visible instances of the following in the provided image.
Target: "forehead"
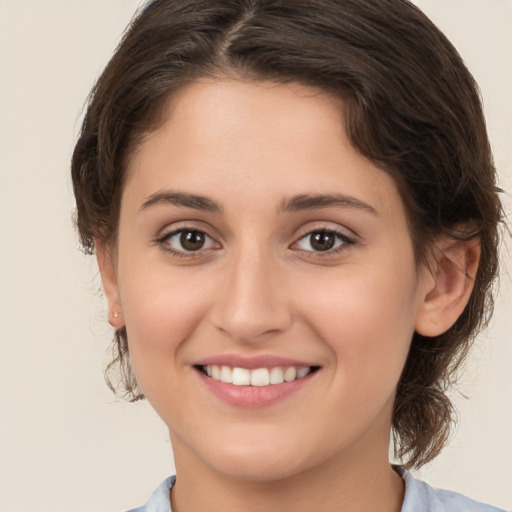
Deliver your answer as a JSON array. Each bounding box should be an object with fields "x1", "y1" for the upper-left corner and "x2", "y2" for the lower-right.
[
  {"x1": 128, "y1": 79, "x2": 347, "y2": 178},
  {"x1": 124, "y1": 79, "x2": 406, "y2": 224}
]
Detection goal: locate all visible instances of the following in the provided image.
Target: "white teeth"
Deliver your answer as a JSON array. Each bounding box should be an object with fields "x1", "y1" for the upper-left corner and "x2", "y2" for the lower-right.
[
  {"x1": 232, "y1": 367, "x2": 251, "y2": 386},
  {"x1": 297, "y1": 367, "x2": 311, "y2": 379},
  {"x1": 283, "y1": 367, "x2": 297, "y2": 382},
  {"x1": 269, "y1": 367, "x2": 284, "y2": 384},
  {"x1": 220, "y1": 365, "x2": 233, "y2": 383},
  {"x1": 203, "y1": 365, "x2": 313, "y2": 386},
  {"x1": 250, "y1": 368, "x2": 270, "y2": 386}
]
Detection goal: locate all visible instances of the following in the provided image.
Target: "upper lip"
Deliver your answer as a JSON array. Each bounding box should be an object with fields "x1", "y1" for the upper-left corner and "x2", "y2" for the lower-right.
[{"x1": 194, "y1": 354, "x2": 319, "y2": 370}]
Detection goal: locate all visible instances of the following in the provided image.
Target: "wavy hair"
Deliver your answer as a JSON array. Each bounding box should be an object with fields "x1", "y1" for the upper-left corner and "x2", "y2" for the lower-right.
[{"x1": 71, "y1": 0, "x2": 502, "y2": 468}]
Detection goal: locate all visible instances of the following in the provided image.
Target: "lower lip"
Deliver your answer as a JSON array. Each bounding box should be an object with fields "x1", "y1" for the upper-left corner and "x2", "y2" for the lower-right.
[{"x1": 196, "y1": 369, "x2": 317, "y2": 408}]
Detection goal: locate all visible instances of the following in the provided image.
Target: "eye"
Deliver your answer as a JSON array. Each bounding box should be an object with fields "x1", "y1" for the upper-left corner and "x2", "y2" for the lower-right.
[
  {"x1": 294, "y1": 229, "x2": 352, "y2": 253},
  {"x1": 161, "y1": 229, "x2": 217, "y2": 253}
]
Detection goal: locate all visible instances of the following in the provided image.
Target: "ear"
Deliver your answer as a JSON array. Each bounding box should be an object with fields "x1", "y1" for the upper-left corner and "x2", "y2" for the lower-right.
[
  {"x1": 415, "y1": 237, "x2": 480, "y2": 337},
  {"x1": 95, "y1": 238, "x2": 125, "y2": 329}
]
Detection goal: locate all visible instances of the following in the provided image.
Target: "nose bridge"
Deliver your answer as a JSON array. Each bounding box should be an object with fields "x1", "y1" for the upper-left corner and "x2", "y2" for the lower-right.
[{"x1": 211, "y1": 240, "x2": 292, "y2": 342}]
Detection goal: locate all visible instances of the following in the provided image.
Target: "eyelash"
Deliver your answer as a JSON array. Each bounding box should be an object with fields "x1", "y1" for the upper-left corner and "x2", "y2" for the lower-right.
[
  {"x1": 156, "y1": 228, "x2": 219, "y2": 259},
  {"x1": 155, "y1": 227, "x2": 357, "y2": 258},
  {"x1": 292, "y1": 228, "x2": 356, "y2": 257}
]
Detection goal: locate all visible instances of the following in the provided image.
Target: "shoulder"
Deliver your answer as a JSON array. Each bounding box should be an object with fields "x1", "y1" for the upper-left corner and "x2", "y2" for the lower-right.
[
  {"x1": 125, "y1": 476, "x2": 175, "y2": 512},
  {"x1": 397, "y1": 466, "x2": 506, "y2": 512},
  {"x1": 123, "y1": 471, "x2": 507, "y2": 512}
]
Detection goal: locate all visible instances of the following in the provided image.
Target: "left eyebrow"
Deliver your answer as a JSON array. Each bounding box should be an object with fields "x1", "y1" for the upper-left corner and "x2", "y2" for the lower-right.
[{"x1": 277, "y1": 193, "x2": 378, "y2": 216}]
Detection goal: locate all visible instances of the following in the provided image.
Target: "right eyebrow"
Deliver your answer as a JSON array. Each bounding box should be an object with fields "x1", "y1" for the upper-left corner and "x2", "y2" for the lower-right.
[{"x1": 139, "y1": 190, "x2": 223, "y2": 214}]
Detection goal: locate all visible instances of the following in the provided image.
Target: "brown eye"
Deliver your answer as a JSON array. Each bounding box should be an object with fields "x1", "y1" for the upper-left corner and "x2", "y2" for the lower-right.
[
  {"x1": 295, "y1": 229, "x2": 350, "y2": 253},
  {"x1": 310, "y1": 232, "x2": 336, "y2": 251},
  {"x1": 163, "y1": 229, "x2": 216, "y2": 253},
  {"x1": 180, "y1": 230, "x2": 206, "y2": 251}
]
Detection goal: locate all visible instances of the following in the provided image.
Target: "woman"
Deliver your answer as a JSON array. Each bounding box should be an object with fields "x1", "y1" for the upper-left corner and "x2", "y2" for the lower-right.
[{"x1": 71, "y1": 1, "x2": 505, "y2": 510}]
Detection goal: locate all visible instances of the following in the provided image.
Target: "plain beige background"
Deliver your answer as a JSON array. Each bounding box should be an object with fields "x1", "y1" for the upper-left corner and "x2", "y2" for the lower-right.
[{"x1": 0, "y1": 1, "x2": 511, "y2": 511}]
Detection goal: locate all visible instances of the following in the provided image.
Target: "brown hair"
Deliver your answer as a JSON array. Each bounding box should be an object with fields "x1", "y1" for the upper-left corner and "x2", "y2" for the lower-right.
[{"x1": 71, "y1": 0, "x2": 503, "y2": 468}]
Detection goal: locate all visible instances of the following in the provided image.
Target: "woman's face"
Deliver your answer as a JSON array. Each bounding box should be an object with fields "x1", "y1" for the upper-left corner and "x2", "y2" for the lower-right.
[{"x1": 103, "y1": 79, "x2": 433, "y2": 481}]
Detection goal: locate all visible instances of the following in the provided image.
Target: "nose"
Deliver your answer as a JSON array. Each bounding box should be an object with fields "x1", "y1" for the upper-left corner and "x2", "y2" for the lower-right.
[{"x1": 210, "y1": 246, "x2": 293, "y2": 343}]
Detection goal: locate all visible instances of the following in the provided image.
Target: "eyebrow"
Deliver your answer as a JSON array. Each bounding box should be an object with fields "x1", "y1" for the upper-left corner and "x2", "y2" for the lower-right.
[
  {"x1": 278, "y1": 193, "x2": 378, "y2": 215},
  {"x1": 139, "y1": 190, "x2": 377, "y2": 216},
  {"x1": 139, "y1": 190, "x2": 223, "y2": 213}
]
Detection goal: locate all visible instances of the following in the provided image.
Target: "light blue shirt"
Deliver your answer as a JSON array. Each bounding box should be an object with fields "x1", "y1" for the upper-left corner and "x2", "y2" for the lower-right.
[{"x1": 127, "y1": 468, "x2": 506, "y2": 512}]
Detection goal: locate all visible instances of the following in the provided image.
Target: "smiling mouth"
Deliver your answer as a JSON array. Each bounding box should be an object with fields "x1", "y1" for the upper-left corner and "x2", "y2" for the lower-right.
[{"x1": 196, "y1": 365, "x2": 320, "y2": 387}]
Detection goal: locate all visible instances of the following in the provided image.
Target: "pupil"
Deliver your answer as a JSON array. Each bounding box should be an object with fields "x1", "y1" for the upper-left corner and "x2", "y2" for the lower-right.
[
  {"x1": 180, "y1": 230, "x2": 205, "y2": 251},
  {"x1": 311, "y1": 232, "x2": 335, "y2": 251}
]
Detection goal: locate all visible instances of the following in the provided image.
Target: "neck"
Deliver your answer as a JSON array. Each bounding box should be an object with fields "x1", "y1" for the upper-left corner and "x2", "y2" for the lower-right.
[{"x1": 169, "y1": 434, "x2": 404, "y2": 512}]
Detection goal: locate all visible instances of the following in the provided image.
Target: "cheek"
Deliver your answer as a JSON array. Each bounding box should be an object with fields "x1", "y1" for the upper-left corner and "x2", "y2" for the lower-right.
[
  {"x1": 296, "y1": 259, "x2": 419, "y2": 385},
  {"x1": 119, "y1": 251, "x2": 206, "y2": 334},
  {"x1": 116, "y1": 259, "x2": 213, "y2": 387}
]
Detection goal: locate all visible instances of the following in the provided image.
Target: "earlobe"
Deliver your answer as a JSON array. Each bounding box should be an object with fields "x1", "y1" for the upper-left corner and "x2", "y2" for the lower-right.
[
  {"x1": 415, "y1": 237, "x2": 480, "y2": 337},
  {"x1": 95, "y1": 238, "x2": 125, "y2": 329}
]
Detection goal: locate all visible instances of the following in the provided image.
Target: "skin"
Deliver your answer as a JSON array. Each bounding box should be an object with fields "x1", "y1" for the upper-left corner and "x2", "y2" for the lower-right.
[{"x1": 97, "y1": 80, "x2": 479, "y2": 512}]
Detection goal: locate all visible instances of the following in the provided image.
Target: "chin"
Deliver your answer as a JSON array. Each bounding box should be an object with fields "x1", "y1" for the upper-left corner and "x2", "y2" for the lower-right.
[
  {"x1": 198, "y1": 436, "x2": 315, "y2": 483},
  {"x1": 214, "y1": 453, "x2": 308, "y2": 483}
]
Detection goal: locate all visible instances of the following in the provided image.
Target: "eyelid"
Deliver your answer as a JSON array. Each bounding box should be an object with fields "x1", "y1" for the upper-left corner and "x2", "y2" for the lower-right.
[
  {"x1": 293, "y1": 220, "x2": 358, "y2": 242},
  {"x1": 290, "y1": 226, "x2": 358, "y2": 255},
  {"x1": 155, "y1": 218, "x2": 216, "y2": 238},
  {"x1": 155, "y1": 224, "x2": 222, "y2": 257},
  {"x1": 168, "y1": 229, "x2": 216, "y2": 248},
  {"x1": 153, "y1": 221, "x2": 358, "y2": 259}
]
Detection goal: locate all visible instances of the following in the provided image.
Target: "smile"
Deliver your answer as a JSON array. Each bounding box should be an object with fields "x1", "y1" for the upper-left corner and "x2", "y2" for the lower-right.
[
  {"x1": 194, "y1": 356, "x2": 321, "y2": 407},
  {"x1": 199, "y1": 365, "x2": 316, "y2": 386}
]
